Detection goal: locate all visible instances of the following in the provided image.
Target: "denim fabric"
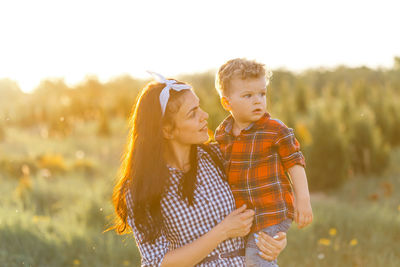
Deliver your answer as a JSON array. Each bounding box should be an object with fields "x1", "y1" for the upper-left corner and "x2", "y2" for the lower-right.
[{"x1": 245, "y1": 219, "x2": 292, "y2": 267}]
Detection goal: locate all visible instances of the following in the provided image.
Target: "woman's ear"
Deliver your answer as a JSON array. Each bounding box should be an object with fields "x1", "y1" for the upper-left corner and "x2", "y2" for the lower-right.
[
  {"x1": 221, "y1": 96, "x2": 231, "y2": 112},
  {"x1": 162, "y1": 124, "x2": 174, "y2": 140}
]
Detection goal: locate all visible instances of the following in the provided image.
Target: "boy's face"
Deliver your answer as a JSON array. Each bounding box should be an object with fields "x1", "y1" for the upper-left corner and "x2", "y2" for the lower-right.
[{"x1": 222, "y1": 76, "x2": 267, "y2": 126}]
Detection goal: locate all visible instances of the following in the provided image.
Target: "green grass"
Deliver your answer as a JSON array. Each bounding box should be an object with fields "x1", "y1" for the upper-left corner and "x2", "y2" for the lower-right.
[
  {"x1": 280, "y1": 180, "x2": 400, "y2": 266},
  {"x1": 0, "y1": 119, "x2": 140, "y2": 267},
  {"x1": 1, "y1": 120, "x2": 399, "y2": 266},
  {"x1": 0, "y1": 176, "x2": 141, "y2": 267},
  {"x1": 279, "y1": 160, "x2": 400, "y2": 267}
]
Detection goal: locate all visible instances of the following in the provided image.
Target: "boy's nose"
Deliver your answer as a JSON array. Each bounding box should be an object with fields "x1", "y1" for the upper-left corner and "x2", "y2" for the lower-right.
[{"x1": 255, "y1": 94, "x2": 265, "y2": 104}]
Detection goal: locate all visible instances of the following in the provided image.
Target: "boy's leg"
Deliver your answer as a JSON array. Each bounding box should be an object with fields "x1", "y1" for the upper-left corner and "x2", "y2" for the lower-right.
[{"x1": 245, "y1": 219, "x2": 292, "y2": 267}]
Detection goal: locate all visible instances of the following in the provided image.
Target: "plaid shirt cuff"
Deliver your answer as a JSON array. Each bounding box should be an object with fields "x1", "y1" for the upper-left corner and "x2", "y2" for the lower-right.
[{"x1": 281, "y1": 151, "x2": 306, "y2": 170}]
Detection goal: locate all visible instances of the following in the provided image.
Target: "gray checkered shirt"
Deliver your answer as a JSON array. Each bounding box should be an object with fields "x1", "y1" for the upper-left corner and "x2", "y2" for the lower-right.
[{"x1": 126, "y1": 144, "x2": 245, "y2": 266}]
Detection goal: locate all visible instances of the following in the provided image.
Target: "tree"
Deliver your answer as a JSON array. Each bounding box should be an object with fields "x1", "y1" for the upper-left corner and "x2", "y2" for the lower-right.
[
  {"x1": 97, "y1": 110, "x2": 111, "y2": 137},
  {"x1": 0, "y1": 122, "x2": 5, "y2": 142},
  {"x1": 306, "y1": 113, "x2": 349, "y2": 191}
]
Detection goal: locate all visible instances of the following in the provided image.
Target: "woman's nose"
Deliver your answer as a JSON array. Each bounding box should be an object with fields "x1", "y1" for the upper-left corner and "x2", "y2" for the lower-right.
[{"x1": 200, "y1": 109, "x2": 209, "y2": 121}]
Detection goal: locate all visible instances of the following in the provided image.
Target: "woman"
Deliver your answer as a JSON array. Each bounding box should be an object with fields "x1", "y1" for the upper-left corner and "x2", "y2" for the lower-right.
[{"x1": 112, "y1": 73, "x2": 287, "y2": 266}]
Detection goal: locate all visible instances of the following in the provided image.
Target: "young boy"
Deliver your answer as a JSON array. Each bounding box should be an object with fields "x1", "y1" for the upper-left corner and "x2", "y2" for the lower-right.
[{"x1": 214, "y1": 58, "x2": 313, "y2": 267}]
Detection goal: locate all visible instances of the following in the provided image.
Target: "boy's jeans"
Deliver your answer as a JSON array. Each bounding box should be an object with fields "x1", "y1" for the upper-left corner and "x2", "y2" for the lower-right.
[{"x1": 245, "y1": 219, "x2": 292, "y2": 267}]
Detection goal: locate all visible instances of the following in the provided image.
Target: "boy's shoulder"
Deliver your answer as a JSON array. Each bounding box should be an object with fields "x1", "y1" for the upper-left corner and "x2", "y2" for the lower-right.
[
  {"x1": 254, "y1": 114, "x2": 289, "y2": 134},
  {"x1": 214, "y1": 115, "x2": 234, "y2": 140},
  {"x1": 265, "y1": 117, "x2": 289, "y2": 132}
]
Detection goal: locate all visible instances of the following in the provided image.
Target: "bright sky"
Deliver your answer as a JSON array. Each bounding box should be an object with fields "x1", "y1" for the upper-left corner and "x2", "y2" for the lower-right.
[{"x1": 0, "y1": 0, "x2": 399, "y2": 93}]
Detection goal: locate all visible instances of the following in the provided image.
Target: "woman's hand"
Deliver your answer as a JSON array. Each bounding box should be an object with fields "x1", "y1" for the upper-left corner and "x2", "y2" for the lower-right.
[
  {"x1": 218, "y1": 204, "x2": 255, "y2": 239},
  {"x1": 255, "y1": 232, "x2": 287, "y2": 261}
]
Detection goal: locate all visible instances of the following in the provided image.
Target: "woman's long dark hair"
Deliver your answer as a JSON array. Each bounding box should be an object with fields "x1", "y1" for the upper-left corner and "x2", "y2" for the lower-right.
[{"x1": 111, "y1": 80, "x2": 218, "y2": 243}]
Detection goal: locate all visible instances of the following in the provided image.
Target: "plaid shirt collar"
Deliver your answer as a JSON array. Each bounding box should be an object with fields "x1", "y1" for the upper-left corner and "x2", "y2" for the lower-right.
[{"x1": 219, "y1": 112, "x2": 271, "y2": 136}]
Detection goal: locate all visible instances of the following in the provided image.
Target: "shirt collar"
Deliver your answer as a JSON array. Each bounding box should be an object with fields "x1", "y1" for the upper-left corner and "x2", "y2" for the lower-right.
[{"x1": 221, "y1": 112, "x2": 271, "y2": 135}]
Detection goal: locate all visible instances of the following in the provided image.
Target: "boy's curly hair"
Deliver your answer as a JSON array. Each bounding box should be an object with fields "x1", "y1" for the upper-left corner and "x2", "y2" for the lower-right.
[{"x1": 215, "y1": 58, "x2": 272, "y2": 96}]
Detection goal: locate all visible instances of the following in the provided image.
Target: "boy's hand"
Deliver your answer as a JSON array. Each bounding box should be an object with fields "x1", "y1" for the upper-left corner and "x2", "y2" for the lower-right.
[{"x1": 294, "y1": 197, "x2": 313, "y2": 229}]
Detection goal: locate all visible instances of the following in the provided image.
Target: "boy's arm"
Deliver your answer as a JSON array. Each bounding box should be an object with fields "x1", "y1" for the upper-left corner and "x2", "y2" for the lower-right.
[
  {"x1": 274, "y1": 123, "x2": 312, "y2": 228},
  {"x1": 288, "y1": 165, "x2": 313, "y2": 229}
]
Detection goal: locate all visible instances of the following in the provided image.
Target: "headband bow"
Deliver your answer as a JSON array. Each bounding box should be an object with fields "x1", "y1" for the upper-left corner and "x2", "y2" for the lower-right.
[{"x1": 147, "y1": 71, "x2": 192, "y2": 116}]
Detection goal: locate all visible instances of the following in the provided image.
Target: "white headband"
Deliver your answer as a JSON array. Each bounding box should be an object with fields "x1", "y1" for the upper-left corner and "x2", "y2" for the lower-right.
[{"x1": 147, "y1": 71, "x2": 192, "y2": 116}]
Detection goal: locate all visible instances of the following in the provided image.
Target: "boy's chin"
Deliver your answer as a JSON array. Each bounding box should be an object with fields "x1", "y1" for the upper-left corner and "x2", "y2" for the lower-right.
[
  {"x1": 251, "y1": 112, "x2": 265, "y2": 120},
  {"x1": 234, "y1": 111, "x2": 264, "y2": 123}
]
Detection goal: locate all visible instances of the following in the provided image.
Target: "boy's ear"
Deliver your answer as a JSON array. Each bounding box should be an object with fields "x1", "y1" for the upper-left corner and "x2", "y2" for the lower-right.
[{"x1": 220, "y1": 96, "x2": 231, "y2": 111}]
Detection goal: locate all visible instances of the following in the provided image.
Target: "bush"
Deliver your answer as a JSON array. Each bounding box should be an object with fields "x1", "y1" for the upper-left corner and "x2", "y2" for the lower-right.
[
  {"x1": 36, "y1": 154, "x2": 67, "y2": 175},
  {"x1": 0, "y1": 158, "x2": 38, "y2": 179},
  {"x1": 349, "y1": 113, "x2": 390, "y2": 175},
  {"x1": 97, "y1": 111, "x2": 111, "y2": 137},
  {"x1": 306, "y1": 113, "x2": 349, "y2": 191},
  {"x1": 0, "y1": 123, "x2": 5, "y2": 142},
  {"x1": 388, "y1": 103, "x2": 400, "y2": 147},
  {"x1": 48, "y1": 115, "x2": 73, "y2": 138},
  {"x1": 18, "y1": 181, "x2": 62, "y2": 215},
  {"x1": 294, "y1": 82, "x2": 309, "y2": 114},
  {"x1": 72, "y1": 159, "x2": 97, "y2": 175}
]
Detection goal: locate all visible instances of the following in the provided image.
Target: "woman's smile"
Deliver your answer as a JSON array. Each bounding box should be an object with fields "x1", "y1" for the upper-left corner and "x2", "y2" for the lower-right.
[{"x1": 199, "y1": 123, "x2": 208, "y2": 132}]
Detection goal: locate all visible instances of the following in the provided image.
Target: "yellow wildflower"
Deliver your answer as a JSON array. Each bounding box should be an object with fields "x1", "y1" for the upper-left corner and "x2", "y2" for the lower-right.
[
  {"x1": 318, "y1": 238, "x2": 331, "y2": 246},
  {"x1": 350, "y1": 239, "x2": 358, "y2": 246},
  {"x1": 329, "y1": 228, "x2": 337, "y2": 236},
  {"x1": 123, "y1": 260, "x2": 130, "y2": 266},
  {"x1": 32, "y1": 215, "x2": 50, "y2": 223},
  {"x1": 73, "y1": 259, "x2": 81, "y2": 265}
]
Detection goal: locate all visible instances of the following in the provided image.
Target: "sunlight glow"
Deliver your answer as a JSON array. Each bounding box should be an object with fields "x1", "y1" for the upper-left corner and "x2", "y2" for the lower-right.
[{"x1": 0, "y1": 0, "x2": 399, "y2": 93}]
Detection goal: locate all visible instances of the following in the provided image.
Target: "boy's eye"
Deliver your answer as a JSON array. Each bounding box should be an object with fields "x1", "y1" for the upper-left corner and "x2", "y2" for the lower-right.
[
  {"x1": 260, "y1": 92, "x2": 266, "y2": 96},
  {"x1": 243, "y1": 94, "x2": 251, "y2": 98}
]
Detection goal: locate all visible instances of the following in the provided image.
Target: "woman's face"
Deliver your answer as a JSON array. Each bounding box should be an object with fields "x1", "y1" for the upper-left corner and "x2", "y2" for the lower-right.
[{"x1": 165, "y1": 90, "x2": 209, "y2": 145}]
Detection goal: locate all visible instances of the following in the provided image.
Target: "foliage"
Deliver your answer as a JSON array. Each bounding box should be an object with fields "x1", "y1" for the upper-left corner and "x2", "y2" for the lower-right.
[
  {"x1": 306, "y1": 113, "x2": 349, "y2": 191},
  {"x1": 2, "y1": 58, "x2": 400, "y2": 188}
]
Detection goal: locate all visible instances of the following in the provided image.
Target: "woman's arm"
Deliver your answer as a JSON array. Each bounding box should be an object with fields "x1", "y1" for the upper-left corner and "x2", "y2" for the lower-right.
[
  {"x1": 162, "y1": 211, "x2": 288, "y2": 266},
  {"x1": 161, "y1": 205, "x2": 253, "y2": 267}
]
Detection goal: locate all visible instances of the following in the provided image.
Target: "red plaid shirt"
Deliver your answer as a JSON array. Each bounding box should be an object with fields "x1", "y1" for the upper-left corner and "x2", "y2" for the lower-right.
[{"x1": 215, "y1": 112, "x2": 306, "y2": 233}]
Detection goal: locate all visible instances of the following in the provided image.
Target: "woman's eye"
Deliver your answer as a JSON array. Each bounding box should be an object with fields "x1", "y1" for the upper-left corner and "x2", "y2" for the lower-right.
[
  {"x1": 260, "y1": 92, "x2": 266, "y2": 96},
  {"x1": 243, "y1": 94, "x2": 251, "y2": 98}
]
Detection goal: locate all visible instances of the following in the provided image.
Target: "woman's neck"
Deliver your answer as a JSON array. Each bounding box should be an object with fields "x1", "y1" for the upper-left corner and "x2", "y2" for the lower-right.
[{"x1": 165, "y1": 141, "x2": 192, "y2": 172}]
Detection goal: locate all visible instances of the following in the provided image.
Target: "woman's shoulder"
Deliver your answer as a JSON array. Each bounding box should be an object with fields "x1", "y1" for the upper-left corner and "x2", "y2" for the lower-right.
[
  {"x1": 123, "y1": 184, "x2": 134, "y2": 220},
  {"x1": 198, "y1": 143, "x2": 225, "y2": 164},
  {"x1": 198, "y1": 143, "x2": 227, "y2": 176},
  {"x1": 199, "y1": 142, "x2": 222, "y2": 156}
]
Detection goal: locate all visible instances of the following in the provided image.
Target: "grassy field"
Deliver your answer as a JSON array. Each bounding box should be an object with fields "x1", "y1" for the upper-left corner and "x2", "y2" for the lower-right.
[{"x1": 1, "y1": 118, "x2": 399, "y2": 267}]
